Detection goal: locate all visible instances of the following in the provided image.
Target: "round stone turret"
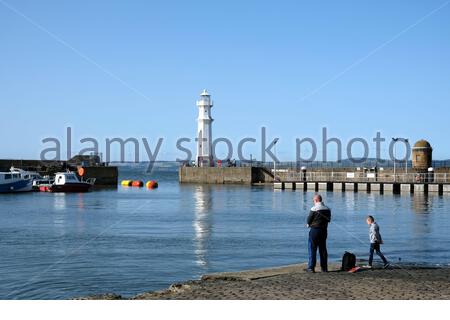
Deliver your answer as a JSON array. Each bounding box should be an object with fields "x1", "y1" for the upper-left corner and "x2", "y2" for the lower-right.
[{"x1": 412, "y1": 140, "x2": 433, "y2": 171}]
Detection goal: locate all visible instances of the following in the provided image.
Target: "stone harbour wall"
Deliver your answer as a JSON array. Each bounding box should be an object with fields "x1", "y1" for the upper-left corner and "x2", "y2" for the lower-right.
[{"x1": 179, "y1": 167, "x2": 274, "y2": 184}]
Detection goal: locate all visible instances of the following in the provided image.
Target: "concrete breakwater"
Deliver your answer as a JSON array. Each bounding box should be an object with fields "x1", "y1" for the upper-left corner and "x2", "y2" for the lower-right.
[
  {"x1": 179, "y1": 167, "x2": 274, "y2": 184},
  {"x1": 179, "y1": 166, "x2": 450, "y2": 195}
]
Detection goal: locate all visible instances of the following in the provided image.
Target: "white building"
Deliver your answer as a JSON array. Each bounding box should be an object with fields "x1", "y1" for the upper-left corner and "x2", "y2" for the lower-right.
[{"x1": 196, "y1": 89, "x2": 214, "y2": 167}]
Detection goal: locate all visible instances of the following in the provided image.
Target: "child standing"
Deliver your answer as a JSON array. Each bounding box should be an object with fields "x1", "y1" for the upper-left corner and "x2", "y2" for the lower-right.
[{"x1": 366, "y1": 215, "x2": 390, "y2": 268}]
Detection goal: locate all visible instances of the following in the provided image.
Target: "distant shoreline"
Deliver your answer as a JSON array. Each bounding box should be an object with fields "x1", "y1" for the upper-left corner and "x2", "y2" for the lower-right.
[{"x1": 78, "y1": 262, "x2": 450, "y2": 300}]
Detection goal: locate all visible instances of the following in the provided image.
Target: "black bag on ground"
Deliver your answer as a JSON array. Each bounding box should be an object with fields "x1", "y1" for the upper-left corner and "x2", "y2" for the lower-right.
[{"x1": 341, "y1": 252, "x2": 356, "y2": 271}]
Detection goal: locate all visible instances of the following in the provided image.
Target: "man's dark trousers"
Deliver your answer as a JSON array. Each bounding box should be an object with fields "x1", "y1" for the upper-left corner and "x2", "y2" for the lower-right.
[
  {"x1": 369, "y1": 243, "x2": 388, "y2": 266},
  {"x1": 308, "y1": 227, "x2": 328, "y2": 271}
]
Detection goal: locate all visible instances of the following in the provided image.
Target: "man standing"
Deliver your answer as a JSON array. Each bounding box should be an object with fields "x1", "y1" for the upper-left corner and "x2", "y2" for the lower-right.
[{"x1": 306, "y1": 194, "x2": 331, "y2": 273}]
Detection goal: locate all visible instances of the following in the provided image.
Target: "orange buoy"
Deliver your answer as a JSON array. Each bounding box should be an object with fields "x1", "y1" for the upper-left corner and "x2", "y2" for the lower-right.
[
  {"x1": 132, "y1": 180, "x2": 144, "y2": 187},
  {"x1": 146, "y1": 180, "x2": 159, "y2": 189},
  {"x1": 78, "y1": 167, "x2": 85, "y2": 177}
]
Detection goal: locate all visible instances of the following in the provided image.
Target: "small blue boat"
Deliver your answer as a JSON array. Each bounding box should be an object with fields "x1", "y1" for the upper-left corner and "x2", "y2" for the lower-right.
[{"x1": 0, "y1": 168, "x2": 33, "y2": 193}]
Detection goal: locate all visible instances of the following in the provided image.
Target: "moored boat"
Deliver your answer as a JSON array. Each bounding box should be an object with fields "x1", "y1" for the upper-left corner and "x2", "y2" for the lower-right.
[
  {"x1": 0, "y1": 169, "x2": 33, "y2": 193},
  {"x1": 42, "y1": 172, "x2": 96, "y2": 193},
  {"x1": 32, "y1": 176, "x2": 55, "y2": 191}
]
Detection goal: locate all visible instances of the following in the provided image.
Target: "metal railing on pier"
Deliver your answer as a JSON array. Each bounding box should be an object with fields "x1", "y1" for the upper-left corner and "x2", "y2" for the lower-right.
[
  {"x1": 280, "y1": 172, "x2": 450, "y2": 184},
  {"x1": 237, "y1": 160, "x2": 450, "y2": 169}
]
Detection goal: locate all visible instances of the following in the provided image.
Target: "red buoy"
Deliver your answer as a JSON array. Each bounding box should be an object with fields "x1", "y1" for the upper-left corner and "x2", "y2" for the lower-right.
[{"x1": 132, "y1": 180, "x2": 144, "y2": 187}]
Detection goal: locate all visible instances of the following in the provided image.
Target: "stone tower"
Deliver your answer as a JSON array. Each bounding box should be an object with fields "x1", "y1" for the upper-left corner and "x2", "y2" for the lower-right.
[
  {"x1": 412, "y1": 140, "x2": 433, "y2": 171},
  {"x1": 196, "y1": 89, "x2": 214, "y2": 167}
]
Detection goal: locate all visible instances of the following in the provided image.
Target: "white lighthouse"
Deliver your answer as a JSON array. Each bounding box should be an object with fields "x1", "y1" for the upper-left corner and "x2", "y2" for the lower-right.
[{"x1": 196, "y1": 89, "x2": 214, "y2": 167}]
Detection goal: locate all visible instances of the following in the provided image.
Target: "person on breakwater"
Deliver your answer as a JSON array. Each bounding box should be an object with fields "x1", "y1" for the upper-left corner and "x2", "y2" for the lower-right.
[
  {"x1": 366, "y1": 215, "x2": 390, "y2": 269},
  {"x1": 306, "y1": 194, "x2": 332, "y2": 273}
]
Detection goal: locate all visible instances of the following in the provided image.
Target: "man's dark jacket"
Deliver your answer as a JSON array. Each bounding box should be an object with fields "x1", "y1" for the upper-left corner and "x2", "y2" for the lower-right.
[{"x1": 307, "y1": 202, "x2": 332, "y2": 229}]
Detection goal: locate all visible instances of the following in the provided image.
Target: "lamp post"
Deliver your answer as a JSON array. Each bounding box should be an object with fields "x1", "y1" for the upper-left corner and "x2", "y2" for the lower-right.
[
  {"x1": 273, "y1": 138, "x2": 279, "y2": 181},
  {"x1": 405, "y1": 139, "x2": 409, "y2": 176},
  {"x1": 392, "y1": 138, "x2": 398, "y2": 182}
]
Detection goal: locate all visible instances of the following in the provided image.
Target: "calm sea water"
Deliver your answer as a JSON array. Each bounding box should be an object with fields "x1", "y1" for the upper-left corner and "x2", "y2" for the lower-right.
[{"x1": 1, "y1": 165, "x2": 449, "y2": 299}]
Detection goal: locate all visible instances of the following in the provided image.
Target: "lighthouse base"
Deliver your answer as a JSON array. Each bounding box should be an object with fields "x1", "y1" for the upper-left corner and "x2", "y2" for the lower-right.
[{"x1": 197, "y1": 156, "x2": 214, "y2": 168}]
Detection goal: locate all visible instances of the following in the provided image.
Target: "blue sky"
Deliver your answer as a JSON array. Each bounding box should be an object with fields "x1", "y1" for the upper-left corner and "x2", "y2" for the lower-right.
[{"x1": 1, "y1": 0, "x2": 449, "y2": 161}]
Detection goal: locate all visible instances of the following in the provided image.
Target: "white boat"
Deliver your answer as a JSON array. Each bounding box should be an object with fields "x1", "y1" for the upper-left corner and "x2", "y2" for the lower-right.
[
  {"x1": 0, "y1": 168, "x2": 33, "y2": 193},
  {"x1": 40, "y1": 172, "x2": 95, "y2": 193}
]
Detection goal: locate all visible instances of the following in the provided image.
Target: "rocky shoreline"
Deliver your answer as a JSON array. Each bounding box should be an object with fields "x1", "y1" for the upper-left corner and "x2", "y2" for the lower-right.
[{"x1": 77, "y1": 262, "x2": 450, "y2": 300}]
